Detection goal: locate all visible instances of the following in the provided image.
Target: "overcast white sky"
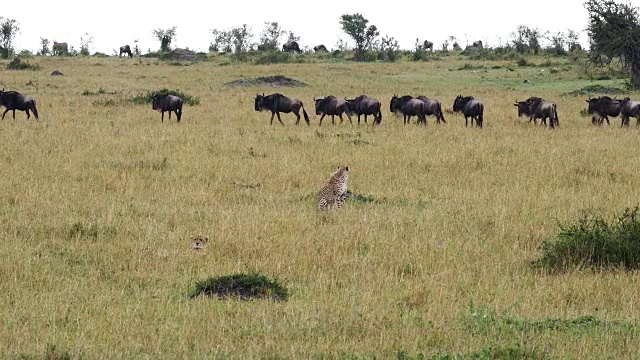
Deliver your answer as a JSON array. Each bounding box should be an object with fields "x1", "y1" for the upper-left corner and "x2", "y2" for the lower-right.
[{"x1": 5, "y1": 0, "x2": 637, "y2": 54}]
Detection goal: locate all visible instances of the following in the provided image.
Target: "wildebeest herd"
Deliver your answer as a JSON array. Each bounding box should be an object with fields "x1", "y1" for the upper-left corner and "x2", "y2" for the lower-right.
[{"x1": 2, "y1": 86, "x2": 640, "y2": 129}]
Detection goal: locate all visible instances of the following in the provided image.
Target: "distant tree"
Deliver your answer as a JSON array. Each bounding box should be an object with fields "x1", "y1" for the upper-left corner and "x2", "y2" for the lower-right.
[
  {"x1": 259, "y1": 22, "x2": 285, "y2": 51},
  {"x1": 441, "y1": 39, "x2": 449, "y2": 52},
  {"x1": 153, "y1": 27, "x2": 177, "y2": 52},
  {"x1": 512, "y1": 25, "x2": 545, "y2": 54},
  {"x1": 566, "y1": 29, "x2": 582, "y2": 52},
  {"x1": 209, "y1": 29, "x2": 232, "y2": 53},
  {"x1": 286, "y1": 31, "x2": 300, "y2": 44},
  {"x1": 339, "y1": 13, "x2": 379, "y2": 61},
  {"x1": 375, "y1": 35, "x2": 400, "y2": 61},
  {"x1": 548, "y1": 31, "x2": 567, "y2": 55},
  {"x1": 0, "y1": 17, "x2": 19, "y2": 59},
  {"x1": 133, "y1": 39, "x2": 141, "y2": 56},
  {"x1": 231, "y1": 24, "x2": 253, "y2": 53},
  {"x1": 39, "y1": 37, "x2": 50, "y2": 56},
  {"x1": 586, "y1": 0, "x2": 640, "y2": 89},
  {"x1": 80, "y1": 32, "x2": 93, "y2": 56}
]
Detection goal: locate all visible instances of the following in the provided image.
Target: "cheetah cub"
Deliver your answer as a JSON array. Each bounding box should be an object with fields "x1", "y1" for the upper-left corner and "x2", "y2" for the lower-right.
[
  {"x1": 191, "y1": 235, "x2": 209, "y2": 251},
  {"x1": 317, "y1": 166, "x2": 350, "y2": 210}
]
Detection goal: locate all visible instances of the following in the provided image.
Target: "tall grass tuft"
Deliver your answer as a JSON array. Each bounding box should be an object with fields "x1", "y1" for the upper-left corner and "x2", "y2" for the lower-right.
[
  {"x1": 188, "y1": 273, "x2": 288, "y2": 301},
  {"x1": 535, "y1": 207, "x2": 640, "y2": 272}
]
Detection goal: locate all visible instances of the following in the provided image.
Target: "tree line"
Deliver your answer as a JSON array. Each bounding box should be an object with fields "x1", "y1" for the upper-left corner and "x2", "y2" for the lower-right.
[{"x1": 1, "y1": 0, "x2": 640, "y2": 88}]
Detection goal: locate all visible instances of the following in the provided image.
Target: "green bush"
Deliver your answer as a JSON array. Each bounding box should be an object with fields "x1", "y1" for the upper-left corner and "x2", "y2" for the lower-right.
[
  {"x1": 131, "y1": 88, "x2": 200, "y2": 106},
  {"x1": 254, "y1": 50, "x2": 292, "y2": 65},
  {"x1": 6, "y1": 57, "x2": 40, "y2": 70},
  {"x1": 188, "y1": 273, "x2": 288, "y2": 301},
  {"x1": 535, "y1": 207, "x2": 640, "y2": 272}
]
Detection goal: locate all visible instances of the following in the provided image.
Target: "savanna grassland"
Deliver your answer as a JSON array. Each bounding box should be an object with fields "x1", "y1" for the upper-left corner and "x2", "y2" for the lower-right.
[{"x1": 1, "y1": 53, "x2": 640, "y2": 359}]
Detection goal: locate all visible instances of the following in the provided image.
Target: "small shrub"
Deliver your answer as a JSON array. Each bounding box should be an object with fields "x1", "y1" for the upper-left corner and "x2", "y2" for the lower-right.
[
  {"x1": 457, "y1": 63, "x2": 485, "y2": 71},
  {"x1": 535, "y1": 206, "x2": 640, "y2": 272},
  {"x1": 254, "y1": 51, "x2": 292, "y2": 65},
  {"x1": 188, "y1": 273, "x2": 288, "y2": 301},
  {"x1": 516, "y1": 57, "x2": 529, "y2": 67},
  {"x1": 131, "y1": 88, "x2": 200, "y2": 106},
  {"x1": 6, "y1": 57, "x2": 40, "y2": 71}
]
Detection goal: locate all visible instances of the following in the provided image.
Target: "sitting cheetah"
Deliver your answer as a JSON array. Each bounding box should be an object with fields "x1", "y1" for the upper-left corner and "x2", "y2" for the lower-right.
[{"x1": 317, "y1": 166, "x2": 350, "y2": 210}]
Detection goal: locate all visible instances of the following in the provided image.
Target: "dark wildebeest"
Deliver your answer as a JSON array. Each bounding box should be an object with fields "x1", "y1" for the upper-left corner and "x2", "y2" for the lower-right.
[
  {"x1": 390, "y1": 95, "x2": 427, "y2": 125},
  {"x1": 119, "y1": 45, "x2": 132, "y2": 58},
  {"x1": 620, "y1": 97, "x2": 640, "y2": 127},
  {"x1": 314, "y1": 45, "x2": 328, "y2": 53},
  {"x1": 314, "y1": 96, "x2": 352, "y2": 126},
  {"x1": 416, "y1": 96, "x2": 446, "y2": 124},
  {"x1": 152, "y1": 93, "x2": 183, "y2": 123},
  {"x1": 282, "y1": 41, "x2": 302, "y2": 53},
  {"x1": 527, "y1": 98, "x2": 559, "y2": 128},
  {"x1": 453, "y1": 95, "x2": 484, "y2": 128},
  {"x1": 423, "y1": 40, "x2": 434, "y2": 51},
  {"x1": 52, "y1": 42, "x2": 68, "y2": 56},
  {"x1": 514, "y1": 97, "x2": 558, "y2": 127},
  {"x1": 0, "y1": 89, "x2": 39, "y2": 120},
  {"x1": 254, "y1": 93, "x2": 310, "y2": 126},
  {"x1": 346, "y1": 95, "x2": 382, "y2": 126},
  {"x1": 586, "y1": 96, "x2": 621, "y2": 126}
]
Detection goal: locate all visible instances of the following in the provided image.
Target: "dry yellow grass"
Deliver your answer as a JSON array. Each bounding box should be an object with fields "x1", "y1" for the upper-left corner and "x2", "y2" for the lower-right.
[{"x1": 0, "y1": 54, "x2": 639, "y2": 358}]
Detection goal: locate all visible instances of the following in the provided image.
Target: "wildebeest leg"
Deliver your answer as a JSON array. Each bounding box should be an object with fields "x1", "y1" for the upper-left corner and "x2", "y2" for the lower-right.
[
  {"x1": 278, "y1": 112, "x2": 286, "y2": 126},
  {"x1": 161, "y1": 111, "x2": 165, "y2": 123},
  {"x1": 175, "y1": 110, "x2": 181, "y2": 122},
  {"x1": 1, "y1": 109, "x2": 8, "y2": 120},
  {"x1": 364, "y1": 114, "x2": 368, "y2": 125},
  {"x1": 465, "y1": 116, "x2": 469, "y2": 127},
  {"x1": 270, "y1": 112, "x2": 276, "y2": 125},
  {"x1": 319, "y1": 114, "x2": 326, "y2": 126},
  {"x1": 331, "y1": 114, "x2": 336, "y2": 126},
  {"x1": 357, "y1": 114, "x2": 361, "y2": 125},
  {"x1": 26, "y1": 109, "x2": 30, "y2": 120},
  {"x1": 168, "y1": 111, "x2": 172, "y2": 120},
  {"x1": 12, "y1": 109, "x2": 16, "y2": 120},
  {"x1": 344, "y1": 112, "x2": 353, "y2": 126}
]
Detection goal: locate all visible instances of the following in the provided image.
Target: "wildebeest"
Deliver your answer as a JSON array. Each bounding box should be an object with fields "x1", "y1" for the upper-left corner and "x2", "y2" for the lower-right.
[
  {"x1": 620, "y1": 97, "x2": 640, "y2": 127},
  {"x1": 416, "y1": 96, "x2": 446, "y2": 124},
  {"x1": 514, "y1": 97, "x2": 558, "y2": 127},
  {"x1": 314, "y1": 96, "x2": 352, "y2": 126},
  {"x1": 282, "y1": 41, "x2": 302, "y2": 53},
  {"x1": 586, "y1": 96, "x2": 621, "y2": 126},
  {"x1": 0, "y1": 89, "x2": 39, "y2": 120},
  {"x1": 314, "y1": 45, "x2": 328, "y2": 53},
  {"x1": 119, "y1": 45, "x2": 132, "y2": 58},
  {"x1": 254, "y1": 93, "x2": 310, "y2": 125},
  {"x1": 52, "y1": 42, "x2": 68, "y2": 56},
  {"x1": 346, "y1": 95, "x2": 382, "y2": 126},
  {"x1": 423, "y1": 40, "x2": 433, "y2": 51},
  {"x1": 452, "y1": 95, "x2": 484, "y2": 128},
  {"x1": 152, "y1": 93, "x2": 183, "y2": 123},
  {"x1": 390, "y1": 95, "x2": 427, "y2": 125}
]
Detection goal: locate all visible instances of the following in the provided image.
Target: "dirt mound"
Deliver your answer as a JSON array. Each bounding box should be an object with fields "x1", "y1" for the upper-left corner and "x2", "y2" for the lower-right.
[
  {"x1": 167, "y1": 48, "x2": 197, "y2": 61},
  {"x1": 564, "y1": 84, "x2": 626, "y2": 96},
  {"x1": 225, "y1": 75, "x2": 308, "y2": 87}
]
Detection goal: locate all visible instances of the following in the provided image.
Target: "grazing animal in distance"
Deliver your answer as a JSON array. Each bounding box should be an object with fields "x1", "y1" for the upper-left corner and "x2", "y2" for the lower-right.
[
  {"x1": 416, "y1": 96, "x2": 446, "y2": 124},
  {"x1": 314, "y1": 96, "x2": 352, "y2": 126},
  {"x1": 152, "y1": 93, "x2": 183, "y2": 123},
  {"x1": 314, "y1": 44, "x2": 328, "y2": 53},
  {"x1": 317, "y1": 166, "x2": 350, "y2": 211},
  {"x1": 586, "y1": 96, "x2": 621, "y2": 126},
  {"x1": 390, "y1": 95, "x2": 428, "y2": 125},
  {"x1": 423, "y1": 40, "x2": 434, "y2": 51},
  {"x1": 119, "y1": 45, "x2": 133, "y2": 58},
  {"x1": 453, "y1": 95, "x2": 484, "y2": 128},
  {"x1": 254, "y1": 93, "x2": 310, "y2": 125},
  {"x1": 52, "y1": 42, "x2": 68, "y2": 56},
  {"x1": 0, "y1": 89, "x2": 39, "y2": 120},
  {"x1": 620, "y1": 97, "x2": 640, "y2": 127},
  {"x1": 282, "y1": 41, "x2": 302, "y2": 53},
  {"x1": 346, "y1": 95, "x2": 382, "y2": 126}
]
